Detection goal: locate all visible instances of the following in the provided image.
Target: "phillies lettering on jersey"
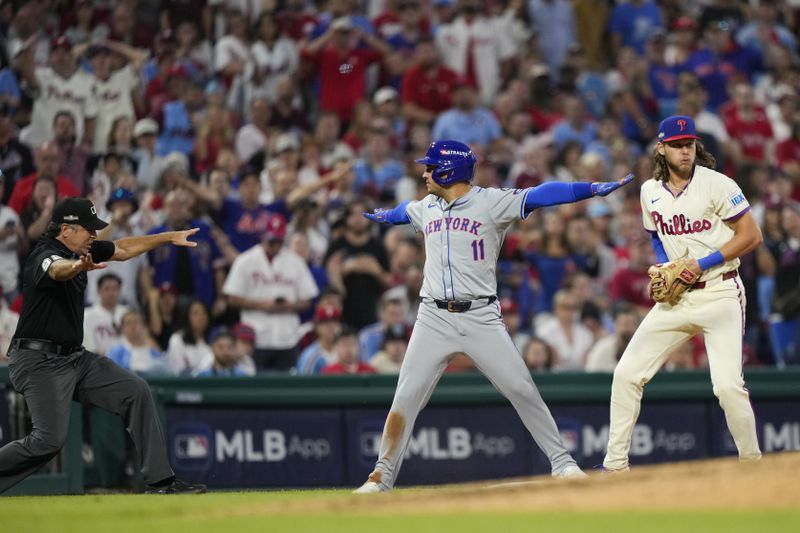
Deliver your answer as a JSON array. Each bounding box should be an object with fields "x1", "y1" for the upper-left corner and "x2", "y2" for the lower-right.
[
  {"x1": 423, "y1": 217, "x2": 483, "y2": 236},
  {"x1": 651, "y1": 212, "x2": 713, "y2": 235},
  {"x1": 45, "y1": 85, "x2": 86, "y2": 105}
]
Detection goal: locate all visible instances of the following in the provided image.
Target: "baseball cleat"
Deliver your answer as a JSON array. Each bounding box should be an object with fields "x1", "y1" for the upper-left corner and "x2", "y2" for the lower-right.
[
  {"x1": 353, "y1": 481, "x2": 388, "y2": 494},
  {"x1": 552, "y1": 464, "x2": 588, "y2": 479}
]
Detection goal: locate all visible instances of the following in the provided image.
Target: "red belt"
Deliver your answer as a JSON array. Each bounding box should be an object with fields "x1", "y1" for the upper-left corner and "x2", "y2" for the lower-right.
[{"x1": 690, "y1": 270, "x2": 738, "y2": 291}]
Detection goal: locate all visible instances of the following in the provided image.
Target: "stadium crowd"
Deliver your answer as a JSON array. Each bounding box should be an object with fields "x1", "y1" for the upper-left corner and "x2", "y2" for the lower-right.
[{"x1": 0, "y1": 0, "x2": 798, "y2": 376}]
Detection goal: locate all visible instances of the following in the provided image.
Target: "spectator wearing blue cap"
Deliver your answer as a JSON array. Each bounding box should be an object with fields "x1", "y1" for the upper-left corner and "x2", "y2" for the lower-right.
[
  {"x1": 85, "y1": 187, "x2": 145, "y2": 309},
  {"x1": 193, "y1": 326, "x2": 253, "y2": 377}
]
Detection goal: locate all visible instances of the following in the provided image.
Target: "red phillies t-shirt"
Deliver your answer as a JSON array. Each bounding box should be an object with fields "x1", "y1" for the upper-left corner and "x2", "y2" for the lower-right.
[
  {"x1": 609, "y1": 268, "x2": 653, "y2": 309},
  {"x1": 777, "y1": 137, "x2": 800, "y2": 167},
  {"x1": 400, "y1": 64, "x2": 458, "y2": 114},
  {"x1": 305, "y1": 46, "x2": 381, "y2": 122},
  {"x1": 724, "y1": 107, "x2": 773, "y2": 161}
]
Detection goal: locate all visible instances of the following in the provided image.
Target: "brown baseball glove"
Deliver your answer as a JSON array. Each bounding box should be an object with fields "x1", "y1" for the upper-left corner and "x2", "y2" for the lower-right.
[{"x1": 648, "y1": 256, "x2": 699, "y2": 305}]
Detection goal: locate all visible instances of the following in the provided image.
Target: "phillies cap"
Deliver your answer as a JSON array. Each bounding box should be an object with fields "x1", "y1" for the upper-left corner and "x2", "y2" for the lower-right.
[
  {"x1": 315, "y1": 303, "x2": 343, "y2": 322},
  {"x1": 232, "y1": 322, "x2": 256, "y2": 342},
  {"x1": 52, "y1": 197, "x2": 108, "y2": 231},
  {"x1": 657, "y1": 115, "x2": 700, "y2": 143},
  {"x1": 264, "y1": 213, "x2": 287, "y2": 242}
]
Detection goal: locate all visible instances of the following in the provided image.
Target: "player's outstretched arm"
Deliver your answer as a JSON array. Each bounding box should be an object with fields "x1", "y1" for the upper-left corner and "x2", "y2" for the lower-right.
[
  {"x1": 363, "y1": 201, "x2": 411, "y2": 225},
  {"x1": 523, "y1": 174, "x2": 633, "y2": 215},
  {"x1": 110, "y1": 228, "x2": 200, "y2": 262}
]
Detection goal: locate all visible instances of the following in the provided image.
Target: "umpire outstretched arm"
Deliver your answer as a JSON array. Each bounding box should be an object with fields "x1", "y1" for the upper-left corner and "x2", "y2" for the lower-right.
[{"x1": 48, "y1": 228, "x2": 199, "y2": 281}]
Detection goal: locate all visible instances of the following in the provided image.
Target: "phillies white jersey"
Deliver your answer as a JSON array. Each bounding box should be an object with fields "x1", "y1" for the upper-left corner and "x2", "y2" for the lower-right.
[
  {"x1": 23, "y1": 67, "x2": 98, "y2": 147},
  {"x1": 406, "y1": 186, "x2": 528, "y2": 300},
  {"x1": 91, "y1": 64, "x2": 138, "y2": 154},
  {"x1": 222, "y1": 245, "x2": 319, "y2": 349},
  {"x1": 640, "y1": 165, "x2": 751, "y2": 282}
]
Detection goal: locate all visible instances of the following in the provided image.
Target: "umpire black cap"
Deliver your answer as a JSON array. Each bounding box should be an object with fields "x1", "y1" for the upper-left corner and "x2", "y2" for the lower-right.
[{"x1": 52, "y1": 197, "x2": 109, "y2": 231}]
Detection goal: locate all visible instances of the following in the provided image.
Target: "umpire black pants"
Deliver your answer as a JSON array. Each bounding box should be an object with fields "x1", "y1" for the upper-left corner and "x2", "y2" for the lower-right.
[{"x1": 0, "y1": 347, "x2": 174, "y2": 494}]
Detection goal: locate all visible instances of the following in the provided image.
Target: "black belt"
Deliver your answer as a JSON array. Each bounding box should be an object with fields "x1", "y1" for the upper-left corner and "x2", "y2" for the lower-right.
[
  {"x1": 431, "y1": 296, "x2": 497, "y2": 313},
  {"x1": 10, "y1": 338, "x2": 80, "y2": 355}
]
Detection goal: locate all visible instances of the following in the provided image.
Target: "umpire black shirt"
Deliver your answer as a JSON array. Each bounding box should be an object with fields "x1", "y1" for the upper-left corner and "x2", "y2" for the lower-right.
[{"x1": 13, "y1": 234, "x2": 115, "y2": 347}]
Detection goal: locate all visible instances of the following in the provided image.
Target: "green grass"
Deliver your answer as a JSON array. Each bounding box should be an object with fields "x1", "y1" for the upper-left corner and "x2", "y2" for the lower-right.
[{"x1": 1, "y1": 491, "x2": 798, "y2": 533}]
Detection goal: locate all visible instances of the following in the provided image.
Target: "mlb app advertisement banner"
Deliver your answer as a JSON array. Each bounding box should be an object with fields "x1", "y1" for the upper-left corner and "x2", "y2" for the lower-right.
[
  {"x1": 167, "y1": 407, "x2": 345, "y2": 488},
  {"x1": 345, "y1": 407, "x2": 533, "y2": 485},
  {"x1": 167, "y1": 403, "x2": 714, "y2": 488}
]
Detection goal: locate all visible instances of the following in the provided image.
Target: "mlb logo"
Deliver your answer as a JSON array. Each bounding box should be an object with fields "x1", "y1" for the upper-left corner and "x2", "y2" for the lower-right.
[
  {"x1": 170, "y1": 422, "x2": 214, "y2": 471},
  {"x1": 175, "y1": 434, "x2": 209, "y2": 459}
]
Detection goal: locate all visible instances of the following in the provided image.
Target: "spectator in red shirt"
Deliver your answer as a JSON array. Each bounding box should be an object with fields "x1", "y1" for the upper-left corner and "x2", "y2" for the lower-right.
[
  {"x1": 723, "y1": 80, "x2": 775, "y2": 168},
  {"x1": 777, "y1": 110, "x2": 800, "y2": 202},
  {"x1": 400, "y1": 37, "x2": 458, "y2": 126},
  {"x1": 302, "y1": 16, "x2": 391, "y2": 124},
  {"x1": 321, "y1": 326, "x2": 376, "y2": 375},
  {"x1": 9, "y1": 141, "x2": 80, "y2": 215},
  {"x1": 609, "y1": 235, "x2": 655, "y2": 315}
]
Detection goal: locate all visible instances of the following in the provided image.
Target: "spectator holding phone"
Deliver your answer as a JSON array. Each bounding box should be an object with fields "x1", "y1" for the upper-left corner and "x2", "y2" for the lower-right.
[{"x1": 223, "y1": 214, "x2": 319, "y2": 371}]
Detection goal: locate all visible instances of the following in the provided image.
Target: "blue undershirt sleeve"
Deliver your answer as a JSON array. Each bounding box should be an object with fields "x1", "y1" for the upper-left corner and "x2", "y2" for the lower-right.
[
  {"x1": 523, "y1": 182, "x2": 593, "y2": 216},
  {"x1": 649, "y1": 231, "x2": 669, "y2": 263},
  {"x1": 385, "y1": 201, "x2": 411, "y2": 225}
]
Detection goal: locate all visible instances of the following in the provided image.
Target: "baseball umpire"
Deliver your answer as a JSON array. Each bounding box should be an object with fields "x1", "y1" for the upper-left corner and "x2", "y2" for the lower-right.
[
  {"x1": 355, "y1": 140, "x2": 632, "y2": 492},
  {"x1": 0, "y1": 197, "x2": 205, "y2": 494}
]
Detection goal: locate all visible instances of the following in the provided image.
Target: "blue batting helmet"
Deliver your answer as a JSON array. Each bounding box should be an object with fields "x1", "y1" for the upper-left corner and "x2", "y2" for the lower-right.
[{"x1": 415, "y1": 140, "x2": 477, "y2": 186}]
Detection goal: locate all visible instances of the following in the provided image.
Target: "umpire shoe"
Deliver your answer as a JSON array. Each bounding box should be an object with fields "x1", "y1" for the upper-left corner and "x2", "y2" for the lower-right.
[{"x1": 146, "y1": 478, "x2": 207, "y2": 494}]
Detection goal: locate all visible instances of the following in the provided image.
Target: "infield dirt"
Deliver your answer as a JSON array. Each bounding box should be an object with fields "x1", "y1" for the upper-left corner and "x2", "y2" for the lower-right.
[{"x1": 217, "y1": 452, "x2": 800, "y2": 517}]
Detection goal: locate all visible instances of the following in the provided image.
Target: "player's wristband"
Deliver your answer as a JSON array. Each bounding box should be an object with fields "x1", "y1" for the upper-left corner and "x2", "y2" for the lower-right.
[{"x1": 697, "y1": 250, "x2": 724, "y2": 271}]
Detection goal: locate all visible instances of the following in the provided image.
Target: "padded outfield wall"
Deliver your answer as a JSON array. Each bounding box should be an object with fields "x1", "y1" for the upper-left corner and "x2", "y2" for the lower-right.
[{"x1": 2, "y1": 368, "x2": 800, "y2": 492}]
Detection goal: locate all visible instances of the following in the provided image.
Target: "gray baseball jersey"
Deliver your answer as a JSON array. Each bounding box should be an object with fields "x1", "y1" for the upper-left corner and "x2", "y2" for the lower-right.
[
  {"x1": 406, "y1": 186, "x2": 529, "y2": 300},
  {"x1": 360, "y1": 186, "x2": 580, "y2": 491}
]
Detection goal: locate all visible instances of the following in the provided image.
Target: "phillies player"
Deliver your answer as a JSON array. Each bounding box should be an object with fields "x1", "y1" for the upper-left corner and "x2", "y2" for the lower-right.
[
  {"x1": 603, "y1": 116, "x2": 763, "y2": 472},
  {"x1": 355, "y1": 140, "x2": 632, "y2": 492}
]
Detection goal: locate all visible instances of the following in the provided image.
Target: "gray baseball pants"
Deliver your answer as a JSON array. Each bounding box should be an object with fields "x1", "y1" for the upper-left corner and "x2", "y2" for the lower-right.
[{"x1": 365, "y1": 300, "x2": 577, "y2": 489}]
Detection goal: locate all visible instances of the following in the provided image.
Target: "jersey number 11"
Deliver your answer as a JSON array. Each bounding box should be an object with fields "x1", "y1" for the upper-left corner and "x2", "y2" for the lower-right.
[{"x1": 471, "y1": 239, "x2": 485, "y2": 261}]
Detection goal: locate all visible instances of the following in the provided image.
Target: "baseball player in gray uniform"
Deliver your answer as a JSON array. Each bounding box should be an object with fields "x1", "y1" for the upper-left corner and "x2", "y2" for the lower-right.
[{"x1": 355, "y1": 140, "x2": 633, "y2": 492}]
